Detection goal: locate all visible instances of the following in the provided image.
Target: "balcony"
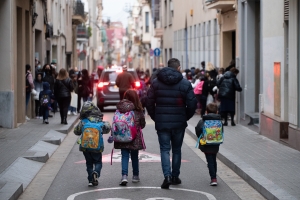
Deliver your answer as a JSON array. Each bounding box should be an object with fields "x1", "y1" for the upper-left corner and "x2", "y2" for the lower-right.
[
  {"x1": 72, "y1": 0, "x2": 86, "y2": 25},
  {"x1": 77, "y1": 25, "x2": 88, "y2": 40},
  {"x1": 205, "y1": 0, "x2": 235, "y2": 12}
]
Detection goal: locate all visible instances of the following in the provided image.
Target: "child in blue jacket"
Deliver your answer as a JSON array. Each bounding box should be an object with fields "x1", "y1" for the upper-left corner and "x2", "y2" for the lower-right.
[
  {"x1": 195, "y1": 103, "x2": 223, "y2": 186},
  {"x1": 74, "y1": 101, "x2": 111, "y2": 187},
  {"x1": 39, "y1": 82, "x2": 54, "y2": 124}
]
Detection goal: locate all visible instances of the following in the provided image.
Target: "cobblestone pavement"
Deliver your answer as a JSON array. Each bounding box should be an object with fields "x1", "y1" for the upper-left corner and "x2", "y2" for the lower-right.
[{"x1": 187, "y1": 115, "x2": 300, "y2": 199}]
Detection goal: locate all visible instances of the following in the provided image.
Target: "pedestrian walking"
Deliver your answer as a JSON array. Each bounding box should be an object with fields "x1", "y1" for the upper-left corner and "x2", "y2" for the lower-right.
[
  {"x1": 74, "y1": 101, "x2": 111, "y2": 187},
  {"x1": 68, "y1": 72, "x2": 78, "y2": 115},
  {"x1": 217, "y1": 67, "x2": 242, "y2": 126},
  {"x1": 42, "y1": 64, "x2": 55, "y2": 92},
  {"x1": 42, "y1": 64, "x2": 56, "y2": 117},
  {"x1": 199, "y1": 71, "x2": 217, "y2": 117},
  {"x1": 116, "y1": 65, "x2": 135, "y2": 100},
  {"x1": 146, "y1": 58, "x2": 197, "y2": 189},
  {"x1": 54, "y1": 68, "x2": 74, "y2": 125},
  {"x1": 113, "y1": 89, "x2": 146, "y2": 186},
  {"x1": 25, "y1": 64, "x2": 35, "y2": 120},
  {"x1": 33, "y1": 72, "x2": 44, "y2": 118},
  {"x1": 77, "y1": 69, "x2": 93, "y2": 112},
  {"x1": 39, "y1": 82, "x2": 54, "y2": 124},
  {"x1": 195, "y1": 103, "x2": 223, "y2": 186}
]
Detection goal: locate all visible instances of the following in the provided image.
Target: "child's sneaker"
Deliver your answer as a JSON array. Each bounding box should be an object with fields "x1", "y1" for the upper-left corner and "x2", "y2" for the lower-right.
[
  {"x1": 68, "y1": 111, "x2": 71, "y2": 115},
  {"x1": 132, "y1": 175, "x2": 140, "y2": 183},
  {"x1": 88, "y1": 182, "x2": 93, "y2": 187},
  {"x1": 44, "y1": 119, "x2": 49, "y2": 124},
  {"x1": 119, "y1": 175, "x2": 128, "y2": 186},
  {"x1": 210, "y1": 179, "x2": 217, "y2": 186},
  {"x1": 92, "y1": 171, "x2": 98, "y2": 186}
]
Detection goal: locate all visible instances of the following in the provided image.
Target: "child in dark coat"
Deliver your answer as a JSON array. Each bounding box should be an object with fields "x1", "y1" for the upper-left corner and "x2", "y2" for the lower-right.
[
  {"x1": 195, "y1": 103, "x2": 222, "y2": 186},
  {"x1": 39, "y1": 82, "x2": 54, "y2": 124}
]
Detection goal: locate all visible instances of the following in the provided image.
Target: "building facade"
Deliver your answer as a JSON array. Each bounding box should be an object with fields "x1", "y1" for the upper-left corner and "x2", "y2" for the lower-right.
[
  {"x1": 0, "y1": 0, "x2": 84, "y2": 128},
  {"x1": 162, "y1": 0, "x2": 219, "y2": 69},
  {"x1": 259, "y1": 0, "x2": 300, "y2": 151}
]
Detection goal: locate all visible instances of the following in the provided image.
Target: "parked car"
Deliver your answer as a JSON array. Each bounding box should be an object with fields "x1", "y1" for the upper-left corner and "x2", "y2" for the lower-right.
[{"x1": 96, "y1": 66, "x2": 141, "y2": 111}]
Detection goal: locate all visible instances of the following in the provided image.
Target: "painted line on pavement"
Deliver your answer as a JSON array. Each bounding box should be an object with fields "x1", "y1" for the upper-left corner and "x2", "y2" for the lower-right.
[
  {"x1": 67, "y1": 187, "x2": 216, "y2": 200},
  {"x1": 75, "y1": 151, "x2": 189, "y2": 163}
]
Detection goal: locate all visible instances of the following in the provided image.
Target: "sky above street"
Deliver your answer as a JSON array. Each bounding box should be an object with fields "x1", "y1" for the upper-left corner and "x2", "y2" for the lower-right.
[{"x1": 82, "y1": 0, "x2": 137, "y2": 27}]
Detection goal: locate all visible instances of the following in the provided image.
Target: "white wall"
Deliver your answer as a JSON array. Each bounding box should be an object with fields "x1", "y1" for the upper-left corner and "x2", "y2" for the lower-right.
[{"x1": 261, "y1": 0, "x2": 285, "y2": 117}]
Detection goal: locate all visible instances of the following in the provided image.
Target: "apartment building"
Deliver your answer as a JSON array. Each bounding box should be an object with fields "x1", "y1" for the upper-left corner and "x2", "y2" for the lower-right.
[{"x1": 161, "y1": 0, "x2": 219, "y2": 69}]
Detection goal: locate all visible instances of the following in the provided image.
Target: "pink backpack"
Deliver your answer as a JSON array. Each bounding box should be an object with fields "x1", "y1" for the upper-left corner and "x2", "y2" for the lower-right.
[{"x1": 194, "y1": 81, "x2": 204, "y2": 95}]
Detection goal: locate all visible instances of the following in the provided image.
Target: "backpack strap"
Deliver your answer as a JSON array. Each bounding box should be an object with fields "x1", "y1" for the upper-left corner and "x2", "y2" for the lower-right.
[{"x1": 110, "y1": 148, "x2": 114, "y2": 165}]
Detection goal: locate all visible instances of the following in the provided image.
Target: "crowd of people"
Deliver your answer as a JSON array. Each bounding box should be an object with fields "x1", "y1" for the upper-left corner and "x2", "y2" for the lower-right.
[
  {"x1": 25, "y1": 61, "x2": 94, "y2": 125},
  {"x1": 184, "y1": 60, "x2": 242, "y2": 125},
  {"x1": 26, "y1": 57, "x2": 242, "y2": 189}
]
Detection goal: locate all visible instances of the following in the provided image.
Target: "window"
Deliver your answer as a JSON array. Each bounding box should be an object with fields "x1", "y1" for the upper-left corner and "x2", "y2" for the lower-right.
[
  {"x1": 145, "y1": 12, "x2": 149, "y2": 33},
  {"x1": 164, "y1": 0, "x2": 167, "y2": 27},
  {"x1": 169, "y1": 0, "x2": 173, "y2": 24}
]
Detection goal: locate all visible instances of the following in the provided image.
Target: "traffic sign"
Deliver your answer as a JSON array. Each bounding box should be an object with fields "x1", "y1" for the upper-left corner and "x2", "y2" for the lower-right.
[{"x1": 154, "y1": 48, "x2": 161, "y2": 56}]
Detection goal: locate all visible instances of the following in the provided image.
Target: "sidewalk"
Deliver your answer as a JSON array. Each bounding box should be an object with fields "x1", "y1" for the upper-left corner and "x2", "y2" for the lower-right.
[
  {"x1": 0, "y1": 112, "x2": 79, "y2": 200},
  {"x1": 187, "y1": 115, "x2": 300, "y2": 200}
]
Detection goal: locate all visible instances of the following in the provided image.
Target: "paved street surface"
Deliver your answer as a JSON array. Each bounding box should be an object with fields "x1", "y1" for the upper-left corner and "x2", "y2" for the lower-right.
[{"x1": 19, "y1": 109, "x2": 264, "y2": 200}]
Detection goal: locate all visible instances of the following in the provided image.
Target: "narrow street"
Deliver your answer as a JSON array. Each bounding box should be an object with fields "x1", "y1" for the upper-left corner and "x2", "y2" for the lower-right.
[{"x1": 19, "y1": 109, "x2": 264, "y2": 200}]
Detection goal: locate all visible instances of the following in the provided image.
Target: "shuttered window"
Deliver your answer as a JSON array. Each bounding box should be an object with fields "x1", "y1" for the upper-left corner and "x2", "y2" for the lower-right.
[{"x1": 284, "y1": 0, "x2": 289, "y2": 21}]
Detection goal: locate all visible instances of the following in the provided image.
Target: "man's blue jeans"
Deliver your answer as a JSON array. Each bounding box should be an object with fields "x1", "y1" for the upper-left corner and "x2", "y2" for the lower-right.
[
  {"x1": 121, "y1": 149, "x2": 139, "y2": 176},
  {"x1": 157, "y1": 129, "x2": 185, "y2": 178},
  {"x1": 83, "y1": 152, "x2": 102, "y2": 182},
  {"x1": 205, "y1": 153, "x2": 217, "y2": 179}
]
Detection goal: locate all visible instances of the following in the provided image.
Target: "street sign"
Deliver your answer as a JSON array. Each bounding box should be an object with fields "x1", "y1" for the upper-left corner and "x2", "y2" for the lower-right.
[
  {"x1": 154, "y1": 48, "x2": 161, "y2": 57},
  {"x1": 150, "y1": 49, "x2": 154, "y2": 56}
]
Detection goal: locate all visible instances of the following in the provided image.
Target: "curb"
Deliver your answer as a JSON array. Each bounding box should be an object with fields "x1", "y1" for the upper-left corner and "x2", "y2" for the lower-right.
[
  {"x1": 0, "y1": 116, "x2": 79, "y2": 200},
  {"x1": 185, "y1": 124, "x2": 297, "y2": 200}
]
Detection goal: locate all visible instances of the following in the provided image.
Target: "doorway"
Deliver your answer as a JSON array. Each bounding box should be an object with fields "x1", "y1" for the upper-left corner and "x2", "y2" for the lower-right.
[{"x1": 222, "y1": 31, "x2": 236, "y2": 67}]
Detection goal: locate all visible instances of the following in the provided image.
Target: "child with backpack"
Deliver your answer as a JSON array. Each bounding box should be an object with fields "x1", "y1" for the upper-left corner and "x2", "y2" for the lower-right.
[
  {"x1": 39, "y1": 82, "x2": 54, "y2": 124},
  {"x1": 112, "y1": 89, "x2": 146, "y2": 186},
  {"x1": 74, "y1": 101, "x2": 111, "y2": 187},
  {"x1": 195, "y1": 103, "x2": 223, "y2": 186}
]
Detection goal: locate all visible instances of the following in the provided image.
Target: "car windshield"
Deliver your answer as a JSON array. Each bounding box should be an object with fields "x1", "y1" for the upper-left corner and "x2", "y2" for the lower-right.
[
  {"x1": 102, "y1": 71, "x2": 137, "y2": 82},
  {"x1": 103, "y1": 72, "x2": 118, "y2": 82}
]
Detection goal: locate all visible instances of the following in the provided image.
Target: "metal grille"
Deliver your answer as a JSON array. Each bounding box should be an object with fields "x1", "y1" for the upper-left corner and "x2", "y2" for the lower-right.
[{"x1": 284, "y1": 0, "x2": 289, "y2": 21}]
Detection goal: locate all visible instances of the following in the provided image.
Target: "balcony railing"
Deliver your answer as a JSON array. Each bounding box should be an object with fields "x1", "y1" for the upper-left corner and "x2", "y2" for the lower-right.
[
  {"x1": 73, "y1": 1, "x2": 85, "y2": 18},
  {"x1": 77, "y1": 25, "x2": 88, "y2": 39},
  {"x1": 205, "y1": 0, "x2": 235, "y2": 12}
]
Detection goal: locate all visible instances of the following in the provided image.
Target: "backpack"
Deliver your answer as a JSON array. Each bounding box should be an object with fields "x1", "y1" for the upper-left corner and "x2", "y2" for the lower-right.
[
  {"x1": 26, "y1": 73, "x2": 31, "y2": 92},
  {"x1": 194, "y1": 81, "x2": 204, "y2": 95},
  {"x1": 112, "y1": 110, "x2": 137, "y2": 143},
  {"x1": 196, "y1": 119, "x2": 223, "y2": 147},
  {"x1": 40, "y1": 94, "x2": 50, "y2": 106},
  {"x1": 80, "y1": 119, "x2": 104, "y2": 152}
]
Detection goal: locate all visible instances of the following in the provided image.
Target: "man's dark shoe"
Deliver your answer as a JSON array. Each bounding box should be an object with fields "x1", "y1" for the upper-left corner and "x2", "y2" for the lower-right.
[
  {"x1": 223, "y1": 122, "x2": 228, "y2": 126},
  {"x1": 171, "y1": 177, "x2": 182, "y2": 185},
  {"x1": 161, "y1": 176, "x2": 172, "y2": 189}
]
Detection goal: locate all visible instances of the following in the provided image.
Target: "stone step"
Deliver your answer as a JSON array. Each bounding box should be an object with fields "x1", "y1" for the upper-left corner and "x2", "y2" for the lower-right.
[
  {"x1": 245, "y1": 112, "x2": 260, "y2": 125},
  {"x1": 0, "y1": 181, "x2": 23, "y2": 200}
]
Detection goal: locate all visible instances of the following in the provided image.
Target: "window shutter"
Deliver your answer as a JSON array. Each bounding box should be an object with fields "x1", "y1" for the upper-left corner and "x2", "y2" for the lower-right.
[{"x1": 284, "y1": 0, "x2": 289, "y2": 21}]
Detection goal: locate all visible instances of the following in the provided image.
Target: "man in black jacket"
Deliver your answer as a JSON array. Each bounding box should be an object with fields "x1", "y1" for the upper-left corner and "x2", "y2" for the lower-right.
[{"x1": 146, "y1": 58, "x2": 197, "y2": 189}]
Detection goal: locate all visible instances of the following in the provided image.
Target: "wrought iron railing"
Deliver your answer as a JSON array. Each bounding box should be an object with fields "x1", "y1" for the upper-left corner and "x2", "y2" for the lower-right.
[{"x1": 73, "y1": 0, "x2": 85, "y2": 19}]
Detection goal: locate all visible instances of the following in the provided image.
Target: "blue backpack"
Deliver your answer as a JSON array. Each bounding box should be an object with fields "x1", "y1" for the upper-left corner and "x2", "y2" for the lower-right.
[
  {"x1": 196, "y1": 120, "x2": 223, "y2": 148},
  {"x1": 80, "y1": 119, "x2": 104, "y2": 152}
]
